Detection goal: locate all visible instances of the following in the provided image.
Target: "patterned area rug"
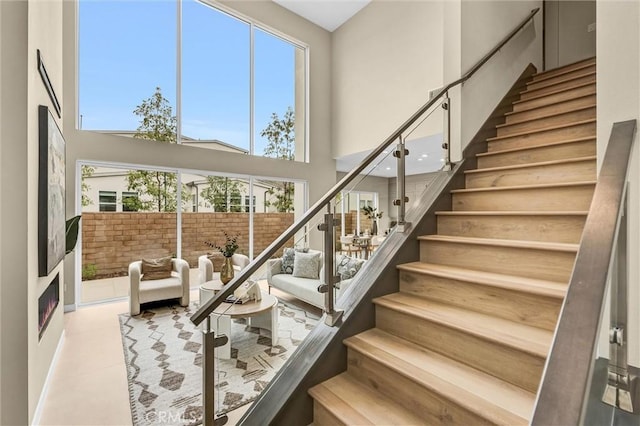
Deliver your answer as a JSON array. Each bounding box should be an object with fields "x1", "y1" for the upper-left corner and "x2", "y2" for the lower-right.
[{"x1": 118, "y1": 301, "x2": 319, "y2": 425}]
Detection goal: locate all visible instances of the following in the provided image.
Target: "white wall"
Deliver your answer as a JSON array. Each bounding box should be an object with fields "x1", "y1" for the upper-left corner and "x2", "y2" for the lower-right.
[
  {"x1": 0, "y1": 2, "x2": 29, "y2": 423},
  {"x1": 455, "y1": 0, "x2": 543, "y2": 159},
  {"x1": 596, "y1": 0, "x2": 640, "y2": 367},
  {"x1": 331, "y1": 0, "x2": 444, "y2": 159},
  {"x1": 28, "y1": 0, "x2": 66, "y2": 420},
  {"x1": 0, "y1": 0, "x2": 65, "y2": 423},
  {"x1": 545, "y1": 1, "x2": 596, "y2": 69},
  {"x1": 63, "y1": 0, "x2": 336, "y2": 305}
]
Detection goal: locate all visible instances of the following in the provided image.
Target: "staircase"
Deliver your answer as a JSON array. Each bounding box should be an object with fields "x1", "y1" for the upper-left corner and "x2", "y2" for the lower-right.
[{"x1": 309, "y1": 57, "x2": 597, "y2": 425}]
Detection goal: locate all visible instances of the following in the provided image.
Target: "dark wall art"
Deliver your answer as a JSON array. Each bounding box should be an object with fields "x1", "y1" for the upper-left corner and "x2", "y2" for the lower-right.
[{"x1": 38, "y1": 105, "x2": 66, "y2": 277}]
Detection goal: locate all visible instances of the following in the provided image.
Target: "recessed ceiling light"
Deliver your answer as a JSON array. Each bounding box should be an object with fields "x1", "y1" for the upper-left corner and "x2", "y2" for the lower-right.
[
  {"x1": 421, "y1": 154, "x2": 428, "y2": 158},
  {"x1": 383, "y1": 150, "x2": 389, "y2": 154},
  {"x1": 440, "y1": 158, "x2": 445, "y2": 162},
  {"x1": 385, "y1": 167, "x2": 391, "y2": 170},
  {"x1": 417, "y1": 158, "x2": 423, "y2": 161}
]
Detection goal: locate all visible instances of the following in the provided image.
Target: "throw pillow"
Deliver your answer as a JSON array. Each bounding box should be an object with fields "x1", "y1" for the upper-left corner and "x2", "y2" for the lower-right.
[
  {"x1": 141, "y1": 256, "x2": 172, "y2": 281},
  {"x1": 281, "y1": 248, "x2": 296, "y2": 274},
  {"x1": 281, "y1": 247, "x2": 311, "y2": 274},
  {"x1": 293, "y1": 251, "x2": 321, "y2": 279},
  {"x1": 207, "y1": 252, "x2": 225, "y2": 272},
  {"x1": 336, "y1": 255, "x2": 364, "y2": 281}
]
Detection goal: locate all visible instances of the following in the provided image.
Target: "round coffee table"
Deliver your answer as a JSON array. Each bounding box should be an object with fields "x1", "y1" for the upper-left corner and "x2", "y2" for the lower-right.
[
  {"x1": 199, "y1": 279, "x2": 224, "y2": 304},
  {"x1": 200, "y1": 282, "x2": 279, "y2": 359}
]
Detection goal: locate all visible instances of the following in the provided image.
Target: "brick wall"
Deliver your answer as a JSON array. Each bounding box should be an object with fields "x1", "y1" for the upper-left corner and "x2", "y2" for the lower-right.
[{"x1": 82, "y1": 212, "x2": 294, "y2": 279}]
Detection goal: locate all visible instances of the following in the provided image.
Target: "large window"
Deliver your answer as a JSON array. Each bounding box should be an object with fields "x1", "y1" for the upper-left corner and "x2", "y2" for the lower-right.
[
  {"x1": 79, "y1": 0, "x2": 307, "y2": 161},
  {"x1": 79, "y1": 0, "x2": 177, "y2": 132}
]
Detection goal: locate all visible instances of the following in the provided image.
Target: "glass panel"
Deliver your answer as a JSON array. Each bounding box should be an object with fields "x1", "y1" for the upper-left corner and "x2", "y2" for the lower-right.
[
  {"x1": 79, "y1": 0, "x2": 177, "y2": 134},
  {"x1": 80, "y1": 165, "x2": 178, "y2": 304},
  {"x1": 181, "y1": 173, "x2": 250, "y2": 287},
  {"x1": 254, "y1": 28, "x2": 305, "y2": 161},
  {"x1": 182, "y1": 0, "x2": 250, "y2": 152}
]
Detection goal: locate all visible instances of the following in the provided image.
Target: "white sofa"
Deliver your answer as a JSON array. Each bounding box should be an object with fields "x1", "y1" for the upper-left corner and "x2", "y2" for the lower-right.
[
  {"x1": 128, "y1": 258, "x2": 190, "y2": 316},
  {"x1": 266, "y1": 250, "x2": 364, "y2": 309},
  {"x1": 198, "y1": 253, "x2": 251, "y2": 285}
]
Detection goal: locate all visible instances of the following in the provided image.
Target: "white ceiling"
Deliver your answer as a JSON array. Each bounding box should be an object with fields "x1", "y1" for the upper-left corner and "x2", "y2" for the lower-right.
[{"x1": 273, "y1": 0, "x2": 371, "y2": 32}]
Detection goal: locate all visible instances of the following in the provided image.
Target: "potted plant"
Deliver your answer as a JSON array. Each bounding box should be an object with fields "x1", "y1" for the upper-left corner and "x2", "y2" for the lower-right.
[
  {"x1": 204, "y1": 232, "x2": 239, "y2": 284},
  {"x1": 362, "y1": 205, "x2": 383, "y2": 235}
]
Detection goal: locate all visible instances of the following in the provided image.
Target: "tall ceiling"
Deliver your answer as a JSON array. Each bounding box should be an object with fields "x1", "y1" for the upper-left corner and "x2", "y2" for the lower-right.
[{"x1": 272, "y1": 0, "x2": 370, "y2": 32}]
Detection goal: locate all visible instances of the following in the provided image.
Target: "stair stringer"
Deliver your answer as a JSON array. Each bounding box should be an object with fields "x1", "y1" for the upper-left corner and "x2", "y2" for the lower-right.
[{"x1": 237, "y1": 64, "x2": 538, "y2": 426}]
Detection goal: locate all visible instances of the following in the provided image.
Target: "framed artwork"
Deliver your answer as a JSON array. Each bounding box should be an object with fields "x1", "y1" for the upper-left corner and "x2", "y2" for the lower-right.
[{"x1": 38, "y1": 105, "x2": 66, "y2": 277}]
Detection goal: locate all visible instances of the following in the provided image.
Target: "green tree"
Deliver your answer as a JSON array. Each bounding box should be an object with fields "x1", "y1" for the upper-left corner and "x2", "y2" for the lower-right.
[
  {"x1": 200, "y1": 177, "x2": 244, "y2": 212},
  {"x1": 261, "y1": 106, "x2": 295, "y2": 212},
  {"x1": 125, "y1": 87, "x2": 186, "y2": 212},
  {"x1": 81, "y1": 165, "x2": 95, "y2": 207}
]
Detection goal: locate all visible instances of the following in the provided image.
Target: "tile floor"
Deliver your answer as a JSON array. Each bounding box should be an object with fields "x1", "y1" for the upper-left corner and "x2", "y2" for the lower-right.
[{"x1": 38, "y1": 274, "x2": 311, "y2": 426}]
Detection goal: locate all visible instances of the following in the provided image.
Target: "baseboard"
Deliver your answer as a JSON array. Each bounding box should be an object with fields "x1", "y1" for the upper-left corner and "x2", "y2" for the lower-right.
[
  {"x1": 31, "y1": 330, "x2": 66, "y2": 426},
  {"x1": 64, "y1": 303, "x2": 76, "y2": 313}
]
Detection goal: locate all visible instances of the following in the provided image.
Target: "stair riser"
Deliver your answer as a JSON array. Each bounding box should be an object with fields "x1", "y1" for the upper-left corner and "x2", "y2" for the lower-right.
[
  {"x1": 488, "y1": 121, "x2": 596, "y2": 152},
  {"x1": 437, "y1": 214, "x2": 587, "y2": 243},
  {"x1": 347, "y1": 350, "x2": 495, "y2": 425},
  {"x1": 505, "y1": 95, "x2": 596, "y2": 124},
  {"x1": 376, "y1": 306, "x2": 545, "y2": 393},
  {"x1": 465, "y1": 160, "x2": 596, "y2": 188},
  {"x1": 532, "y1": 59, "x2": 596, "y2": 81},
  {"x1": 400, "y1": 270, "x2": 562, "y2": 330},
  {"x1": 520, "y1": 74, "x2": 596, "y2": 100},
  {"x1": 313, "y1": 401, "x2": 345, "y2": 426},
  {"x1": 497, "y1": 107, "x2": 596, "y2": 137},
  {"x1": 420, "y1": 240, "x2": 576, "y2": 282},
  {"x1": 477, "y1": 140, "x2": 596, "y2": 168},
  {"x1": 513, "y1": 85, "x2": 595, "y2": 112},
  {"x1": 452, "y1": 184, "x2": 595, "y2": 212},
  {"x1": 528, "y1": 66, "x2": 596, "y2": 89}
]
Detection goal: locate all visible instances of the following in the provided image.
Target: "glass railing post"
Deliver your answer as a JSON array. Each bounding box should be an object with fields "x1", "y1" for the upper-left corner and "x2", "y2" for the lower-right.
[
  {"x1": 602, "y1": 190, "x2": 638, "y2": 412},
  {"x1": 317, "y1": 207, "x2": 343, "y2": 326},
  {"x1": 394, "y1": 136, "x2": 410, "y2": 232},
  {"x1": 442, "y1": 91, "x2": 452, "y2": 171},
  {"x1": 202, "y1": 317, "x2": 228, "y2": 426}
]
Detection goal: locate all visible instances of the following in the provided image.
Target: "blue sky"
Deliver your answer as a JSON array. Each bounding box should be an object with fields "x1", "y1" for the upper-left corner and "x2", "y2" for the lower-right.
[{"x1": 79, "y1": 0, "x2": 297, "y2": 155}]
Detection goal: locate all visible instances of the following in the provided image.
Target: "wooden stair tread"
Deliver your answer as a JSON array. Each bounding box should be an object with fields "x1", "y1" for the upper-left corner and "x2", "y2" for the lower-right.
[
  {"x1": 487, "y1": 119, "x2": 595, "y2": 142},
  {"x1": 504, "y1": 94, "x2": 595, "y2": 116},
  {"x1": 436, "y1": 210, "x2": 588, "y2": 216},
  {"x1": 497, "y1": 104, "x2": 596, "y2": 128},
  {"x1": 526, "y1": 70, "x2": 596, "y2": 90},
  {"x1": 532, "y1": 57, "x2": 595, "y2": 82},
  {"x1": 373, "y1": 293, "x2": 552, "y2": 358},
  {"x1": 465, "y1": 155, "x2": 596, "y2": 174},
  {"x1": 477, "y1": 136, "x2": 595, "y2": 157},
  {"x1": 512, "y1": 81, "x2": 595, "y2": 104},
  {"x1": 345, "y1": 328, "x2": 535, "y2": 424},
  {"x1": 417, "y1": 234, "x2": 579, "y2": 253},
  {"x1": 309, "y1": 373, "x2": 425, "y2": 425},
  {"x1": 397, "y1": 261, "x2": 567, "y2": 299},
  {"x1": 450, "y1": 180, "x2": 596, "y2": 194},
  {"x1": 520, "y1": 71, "x2": 596, "y2": 96}
]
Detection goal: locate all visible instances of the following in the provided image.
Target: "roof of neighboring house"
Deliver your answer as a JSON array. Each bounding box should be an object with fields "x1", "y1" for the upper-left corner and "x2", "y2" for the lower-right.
[{"x1": 88, "y1": 130, "x2": 249, "y2": 154}]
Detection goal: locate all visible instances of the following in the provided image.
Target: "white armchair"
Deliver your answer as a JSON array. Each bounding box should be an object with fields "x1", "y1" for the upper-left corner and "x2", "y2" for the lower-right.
[
  {"x1": 198, "y1": 253, "x2": 251, "y2": 285},
  {"x1": 128, "y1": 258, "x2": 190, "y2": 316}
]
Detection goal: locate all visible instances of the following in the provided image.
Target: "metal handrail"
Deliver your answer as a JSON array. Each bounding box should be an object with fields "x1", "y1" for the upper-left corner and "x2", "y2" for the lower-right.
[
  {"x1": 190, "y1": 6, "x2": 540, "y2": 327},
  {"x1": 531, "y1": 120, "x2": 637, "y2": 424}
]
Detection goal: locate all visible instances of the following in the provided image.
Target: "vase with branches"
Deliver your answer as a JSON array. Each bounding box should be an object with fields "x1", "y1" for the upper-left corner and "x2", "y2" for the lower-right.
[
  {"x1": 204, "y1": 232, "x2": 240, "y2": 284},
  {"x1": 362, "y1": 206, "x2": 383, "y2": 235}
]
